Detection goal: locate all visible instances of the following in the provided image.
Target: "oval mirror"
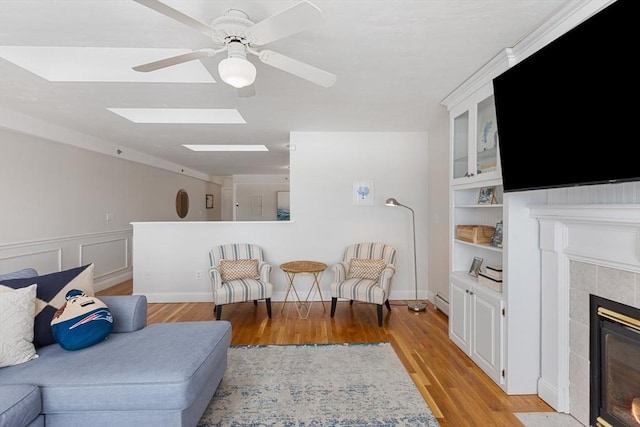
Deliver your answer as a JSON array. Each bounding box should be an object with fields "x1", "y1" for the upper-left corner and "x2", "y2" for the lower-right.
[{"x1": 176, "y1": 189, "x2": 189, "y2": 218}]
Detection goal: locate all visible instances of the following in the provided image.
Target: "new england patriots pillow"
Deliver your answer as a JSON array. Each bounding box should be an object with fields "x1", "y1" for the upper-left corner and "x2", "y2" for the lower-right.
[{"x1": 51, "y1": 289, "x2": 113, "y2": 351}]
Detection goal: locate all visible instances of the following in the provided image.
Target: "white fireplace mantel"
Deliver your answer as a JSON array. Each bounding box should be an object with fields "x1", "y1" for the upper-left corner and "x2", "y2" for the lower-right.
[{"x1": 529, "y1": 204, "x2": 640, "y2": 414}]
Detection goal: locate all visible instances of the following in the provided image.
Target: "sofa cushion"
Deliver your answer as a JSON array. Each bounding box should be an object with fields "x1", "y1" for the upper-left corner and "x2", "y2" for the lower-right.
[
  {"x1": 51, "y1": 290, "x2": 113, "y2": 351},
  {"x1": 219, "y1": 259, "x2": 259, "y2": 281},
  {"x1": 0, "y1": 268, "x2": 38, "y2": 281},
  {"x1": 0, "y1": 284, "x2": 38, "y2": 368},
  {"x1": 348, "y1": 258, "x2": 386, "y2": 280},
  {"x1": 0, "y1": 321, "x2": 232, "y2": 414},
  {"x1": 0, "y1": 384, "x2": 42, "y2": 427},
  {"x1": 0, "y1": 264, "x2": 94, "y2": 348}
]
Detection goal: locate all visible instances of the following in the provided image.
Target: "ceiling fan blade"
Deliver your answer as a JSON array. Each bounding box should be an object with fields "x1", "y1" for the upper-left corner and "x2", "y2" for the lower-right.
[
  {"x1": 133, "y1": 50, "x2": 213, "y2": 72},
  {"x1": 246, "y1": 1, "x2": 325, "y2": 45},
  {"x1": 237, "y1": 84, "x2": 256, "y2": 97},
  {"x1": 258, "y1": 50, "x2": 336, "y2": 88},
  {"x1": 134, "y1": 0, "x2": 214, "y2": 37}
]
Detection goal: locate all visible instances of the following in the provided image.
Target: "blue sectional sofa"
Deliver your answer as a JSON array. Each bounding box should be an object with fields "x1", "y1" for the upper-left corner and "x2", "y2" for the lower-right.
[{"x1": 0, "y1": 269, "x2": 232, "y2": 427}]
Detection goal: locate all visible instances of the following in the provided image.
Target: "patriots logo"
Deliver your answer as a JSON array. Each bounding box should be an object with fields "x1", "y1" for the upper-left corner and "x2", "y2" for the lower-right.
[{"x1": 68, "y1": 309, "x2": 113, "y2": 330}]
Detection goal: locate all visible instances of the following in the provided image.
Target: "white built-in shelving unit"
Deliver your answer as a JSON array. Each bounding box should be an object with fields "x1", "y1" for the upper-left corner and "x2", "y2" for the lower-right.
[{"x1": 443, "y1": 55, "x2": 542, "y2": 394}]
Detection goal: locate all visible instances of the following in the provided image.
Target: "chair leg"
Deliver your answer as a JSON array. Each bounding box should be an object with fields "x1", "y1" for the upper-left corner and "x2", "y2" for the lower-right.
[
  {"x1": 254, "y1": 300, "x2": 258, "y2": 306},
  {"x1": 377, "y1": 304, "x2": 383, "y2": 326},
  {"x1": 385, "y1": 299, "x2": 391, "y2": 311},
  {"x1": 350, "y1": 300, "x2": 354, "y2": 305},
  {"x1": 331, "y1": 297, "x2": 337, "y2": 318},
  {"x1": 266, "y1": 298, "x2": 272, "y2": 318},
  {"x1": 215, "y1": 305, "x2": 222, "y2": 320}
]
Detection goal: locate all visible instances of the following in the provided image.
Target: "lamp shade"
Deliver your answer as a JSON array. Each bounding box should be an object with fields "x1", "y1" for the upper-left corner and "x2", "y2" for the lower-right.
[
  {"x1": 218, "y1": 57, "x2": 256, "y2": 89},
  {"x1": 385, "y1": 198, "x2": 400, "y2": 207}
]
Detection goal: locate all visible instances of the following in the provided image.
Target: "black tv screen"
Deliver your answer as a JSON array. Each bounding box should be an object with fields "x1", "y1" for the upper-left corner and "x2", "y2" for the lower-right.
[{"x1": 493, "y1": 0, "x2": 637, "y2": 193}]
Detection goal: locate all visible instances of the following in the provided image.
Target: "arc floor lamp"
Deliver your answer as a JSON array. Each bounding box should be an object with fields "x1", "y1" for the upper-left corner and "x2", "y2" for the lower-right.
[{"x1": 385, "y1": 198, "x2": 427, "y2": 312}]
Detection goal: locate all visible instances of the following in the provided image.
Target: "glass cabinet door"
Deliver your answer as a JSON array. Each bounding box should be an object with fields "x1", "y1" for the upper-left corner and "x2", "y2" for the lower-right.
[
  {"x1": 453, "y1": 111, "x2": 469, "y2": 180},
  {"x1": 476, "y1": 95, "x2": 499, "y2": 175}
]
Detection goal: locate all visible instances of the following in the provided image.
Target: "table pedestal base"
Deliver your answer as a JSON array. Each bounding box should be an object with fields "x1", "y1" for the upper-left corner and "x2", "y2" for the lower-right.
[{"x1": 280, "y1": 261, "x2": 327, "y2": 319}]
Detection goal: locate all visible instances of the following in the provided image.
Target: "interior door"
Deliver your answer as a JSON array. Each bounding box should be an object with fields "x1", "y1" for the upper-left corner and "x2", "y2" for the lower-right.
[{"x1": 222, "y1": 188, "x2": 233, "y2": 221}]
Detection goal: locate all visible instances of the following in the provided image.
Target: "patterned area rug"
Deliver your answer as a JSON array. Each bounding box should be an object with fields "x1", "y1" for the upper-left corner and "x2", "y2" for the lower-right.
[{"x1": 198, "y1": 342, "x2": 440, "y2": 427}]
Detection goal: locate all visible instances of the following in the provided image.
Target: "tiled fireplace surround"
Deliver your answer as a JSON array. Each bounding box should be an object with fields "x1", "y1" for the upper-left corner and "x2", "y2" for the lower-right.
[{"x1": 530, "y1": 204, "x2": 640, "y2": 426}]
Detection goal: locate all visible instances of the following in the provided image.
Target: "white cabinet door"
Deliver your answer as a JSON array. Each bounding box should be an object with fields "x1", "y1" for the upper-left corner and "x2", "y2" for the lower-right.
[
  {"x1": 449, "y1": 279, "x2": 470, "y2": 352},
  {"x1": 470, "y1": 286, "x2": 504, "y2": 384},
  {"x1": 450, "y1": 275, "x2": 504, "y2": 386},
  {"x1": 449, "y1": 83, "x2": 501, "y2": 185}
]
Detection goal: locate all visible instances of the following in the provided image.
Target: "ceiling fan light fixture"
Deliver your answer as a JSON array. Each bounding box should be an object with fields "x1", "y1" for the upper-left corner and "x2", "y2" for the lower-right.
[
  {"x1": 218, "y1": 40, "x2": 256, "y2": 88},
  {"x1": 218, "y1": 56, "x2": 256, "y2": 88}
]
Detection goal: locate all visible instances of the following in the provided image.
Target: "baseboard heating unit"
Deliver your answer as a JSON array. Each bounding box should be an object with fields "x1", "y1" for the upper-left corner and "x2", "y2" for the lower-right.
[{"x1": 435, "y1": 293, "x2": 449, "y2": 316}]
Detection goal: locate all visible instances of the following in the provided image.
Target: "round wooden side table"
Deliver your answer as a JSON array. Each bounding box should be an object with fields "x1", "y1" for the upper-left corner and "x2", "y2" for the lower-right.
[{"x1": 280, "y1": 260, "x2": 327, "y2": 319}]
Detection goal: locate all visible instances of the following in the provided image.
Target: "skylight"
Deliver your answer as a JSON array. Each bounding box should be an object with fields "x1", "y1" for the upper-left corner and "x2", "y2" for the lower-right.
[
  {"x1": 0, "y1": 46, "x2": 215, "y2": 83},
  {"x1": 183, "y1": 145, "x2": 268, "y2": 152},
  {"x1": 107, "y1": 108, "x2": 246, "y2": 124}
]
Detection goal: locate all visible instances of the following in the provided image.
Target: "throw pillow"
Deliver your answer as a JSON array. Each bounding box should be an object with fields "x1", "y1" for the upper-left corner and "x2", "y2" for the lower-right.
[
  {"x1": 0, "y1": 284, "x2": 39, "y2": 368},
  {"x1": 0, "y1": 264, "x2": 95, "y2": 348},
  {"x1": 51, "y1": 289, "x2": 113, "y2": 351},
  {"x1": 348, "y1": 258, "x2": 386, "y2": 280},
  {"x1": 219, "y1": 259, "x2": 259, "y2": 282}
]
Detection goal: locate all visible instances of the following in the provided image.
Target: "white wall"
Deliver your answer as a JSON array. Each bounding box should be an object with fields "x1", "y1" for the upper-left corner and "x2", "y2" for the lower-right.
[
  {"x1": 132, "y1": 131, "x2": 430, "y2": 302},
  {"x1": 426, "y1": 107, "x2": 451, "y2": 304},
  {"x1": 0, "y1": 128, "x2": 221, "y2": 289}
]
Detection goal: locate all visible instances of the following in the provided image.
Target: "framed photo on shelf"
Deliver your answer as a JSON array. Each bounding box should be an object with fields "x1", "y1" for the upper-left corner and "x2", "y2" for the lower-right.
[
  {"x1": 468, "y1": 256, "x2": 483, "y2": 277},
  {"x1": 490, "y1": 221, "x2": 503, "y2": 247},
  {"x1": 205, "y1": 194, "x2": 214, "y2": 209},
  {"x1": 477, "y1": 186, "x2": 496, "y2": 204}
]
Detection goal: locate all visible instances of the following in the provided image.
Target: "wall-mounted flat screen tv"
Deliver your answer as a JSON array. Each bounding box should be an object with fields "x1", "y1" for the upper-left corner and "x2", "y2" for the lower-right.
[{"x1": 493, "y1": 0, "x2": 637, "y2": 193}]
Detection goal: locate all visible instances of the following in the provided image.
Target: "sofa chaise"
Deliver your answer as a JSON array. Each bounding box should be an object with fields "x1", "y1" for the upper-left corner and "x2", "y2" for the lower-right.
[{"x1": 0, "y1": 268, "x2": 232, "y2": 427}]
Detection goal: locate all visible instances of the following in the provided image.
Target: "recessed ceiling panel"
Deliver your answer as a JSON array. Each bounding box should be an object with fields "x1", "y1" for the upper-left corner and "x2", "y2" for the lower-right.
[
  {"x1": 0, "y1": 46, "x2": 215, "y2": 83},
  {"x1": 183, "y1": 145, "x2": 268, "y2": 151},
  {"x1": 107, "y1": 108, "x2": 246, "y2": 124}
]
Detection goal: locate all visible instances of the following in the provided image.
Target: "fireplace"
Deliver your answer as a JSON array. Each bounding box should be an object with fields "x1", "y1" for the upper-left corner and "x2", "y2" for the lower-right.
[{"x1": 590, "y1": 295, "x2": 640, "y2": 427}]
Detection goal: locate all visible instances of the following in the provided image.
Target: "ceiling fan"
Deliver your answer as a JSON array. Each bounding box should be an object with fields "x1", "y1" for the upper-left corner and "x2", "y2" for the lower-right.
[{"x1": 132, "y1": 0, "x2": 337, "y2": 94}]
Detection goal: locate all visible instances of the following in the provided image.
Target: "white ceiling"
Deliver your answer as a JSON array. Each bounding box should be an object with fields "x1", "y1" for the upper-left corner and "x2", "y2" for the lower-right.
[{"x1": 0, "y1": 0, "x2": 568, "y2": 177}]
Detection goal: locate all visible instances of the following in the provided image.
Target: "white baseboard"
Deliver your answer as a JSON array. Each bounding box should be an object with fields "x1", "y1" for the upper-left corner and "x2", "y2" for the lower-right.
[
  {"x1": 94, "y1": 270, "x2": 132, "y2": 292},
  {"x1": 538, "y1": 378, "x2": 560, "y2": 411},
  {"x1": 435, "y1": 293, "x2": 449, "y2": 316}
]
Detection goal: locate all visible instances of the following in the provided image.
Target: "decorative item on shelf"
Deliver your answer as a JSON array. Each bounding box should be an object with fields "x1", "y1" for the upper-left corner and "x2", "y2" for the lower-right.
[
  {"x1": 468, "y1": 256, "x2": 483, "y2": 277},
  {"x1": 456, "y1": 225, "x2": 495, "y2": 244},
  {"x1": 385, "y1": 197, "x2": 426, "y2": 312},
  {"x1": 206, "y1": 194, "x2": 214, "y2": 209},
  {"x1": 477, "y1": 186, "x2": 496, "y2": 204},
  {"x1": 478, "y1": 271, "x2": 503, "y2": 292},
  {"x1": 490, "y1": 221, "x2": 503, "y2": 248},
  {"x1": 479, "y1": 163, "x2": 497, "y2": 174},
  {"x1": 477, "y1": 102, "x2": 498, "y2": 152},
  {"x1": 484, "y1": 265, "x2": 503, "y2": 280}
]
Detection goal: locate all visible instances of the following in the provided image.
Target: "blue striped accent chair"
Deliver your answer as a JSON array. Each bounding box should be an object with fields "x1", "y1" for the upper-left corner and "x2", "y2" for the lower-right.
[
  {"x1": 208, "y1": 244, "x2": 273, "y2": 320},
  {"x1": 329, "y1": 243, "x2": 396, "y2": 326}
]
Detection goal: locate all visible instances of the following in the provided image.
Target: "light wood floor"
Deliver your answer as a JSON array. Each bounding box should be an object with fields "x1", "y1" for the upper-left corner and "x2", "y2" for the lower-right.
[{"x1": 99, "y1": 280, "x2": 553, "y2": 426}]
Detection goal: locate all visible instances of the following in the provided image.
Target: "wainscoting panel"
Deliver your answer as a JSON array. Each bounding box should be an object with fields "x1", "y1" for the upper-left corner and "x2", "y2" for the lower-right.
[
  {"x1": 0, "y1": 229, "x2": 132, "y2": 291},
  {"x1": 80, "y1": 237, "x2": 129, "y2": 279},
  {"x1": 0, "y1": 248, "x2": 61, "y2": 275}
]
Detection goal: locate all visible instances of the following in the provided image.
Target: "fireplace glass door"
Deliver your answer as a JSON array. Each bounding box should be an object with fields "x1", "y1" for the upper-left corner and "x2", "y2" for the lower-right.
[
  {"x1": 590, "y1": 295, "x2": 640, "y2": 427},
  {"x1": 601, "y1": 322, "x2": 640, "y2": 426}
]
